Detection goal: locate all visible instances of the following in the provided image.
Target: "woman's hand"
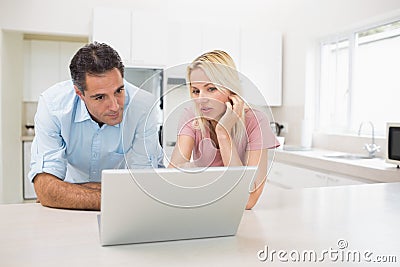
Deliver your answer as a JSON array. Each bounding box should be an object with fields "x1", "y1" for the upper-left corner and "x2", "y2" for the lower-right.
[
  {"x1": 215, "y1": 94, "x2": 245, "y2": 167},
  {"x1": 216, "y1": 94, "x2": 244, "y2": 134}
]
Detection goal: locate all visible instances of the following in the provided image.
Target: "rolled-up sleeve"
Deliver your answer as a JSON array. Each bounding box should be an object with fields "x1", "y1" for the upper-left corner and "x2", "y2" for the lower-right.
[{"x1": 28, "y1": 95, "x2": 67, "y2": 182}]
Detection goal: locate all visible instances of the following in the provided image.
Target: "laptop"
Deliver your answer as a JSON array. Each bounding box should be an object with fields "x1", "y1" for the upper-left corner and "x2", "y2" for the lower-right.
[{"x1": 98, "y1": 166, "x2": 257, "y2": 246}]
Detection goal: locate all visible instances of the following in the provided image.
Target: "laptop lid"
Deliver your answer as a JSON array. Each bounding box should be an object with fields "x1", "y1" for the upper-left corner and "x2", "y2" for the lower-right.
[{"x1": 99, "y1": 166, "x2": 257, "y2": 246}]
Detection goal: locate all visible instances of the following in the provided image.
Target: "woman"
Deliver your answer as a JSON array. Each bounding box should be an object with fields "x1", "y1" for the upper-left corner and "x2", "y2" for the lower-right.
[{"x1": 168, "y1": 50, "x2": 279, "y2": 209}]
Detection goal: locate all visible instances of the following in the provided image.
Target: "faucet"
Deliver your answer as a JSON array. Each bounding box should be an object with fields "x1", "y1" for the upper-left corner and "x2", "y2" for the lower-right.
[{"x1": 358, "y1": 121, "x2": 380, "y2": 158}]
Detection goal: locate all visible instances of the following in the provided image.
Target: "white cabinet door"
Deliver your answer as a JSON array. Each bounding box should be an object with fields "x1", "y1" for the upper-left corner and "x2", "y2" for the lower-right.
[
  {"x1": 268, "y1": 162, "x2": 369, "y2": 189},
  {"x1": 26, "y1": 40, "x2": 59, "y2": 101},
  {"x1": 92, "y1": 7, "x2": 132, "y2": 65},
  {"x1": 268, "y1": 162, "x2": 327, "y2": 189},
  {"x1": 23, "y1": 39, "x2": 86, "y2": 101},
  {"x1": 326, "y1": 173, "x2": 368, "y2": 186},
  {"x1": 166, "y1": 21, "x2": 241, "y2": 74},
  {"x1": 240, "y1": 30, "x2": 282, "y2": 106},
  {"x1": 93, "y1": 7, "x2": 168, "y2": 67},
  {"x1": 201, "y1": 23, "x2": 241, "y2": 67},
  {"x1": 131, "y1": 9, "x2": 167, "y2": 66},
  {"x1": 23, "y1": 142, "x2": 37, "y2": 199},
  {"x1": 166, "y1": 21, "x2": 204, "y2": 69}
]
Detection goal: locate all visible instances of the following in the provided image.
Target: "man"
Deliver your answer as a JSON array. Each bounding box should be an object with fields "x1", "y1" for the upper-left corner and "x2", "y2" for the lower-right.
[{"x1": 29, "y1": 42, "x2": 164, "y2": 210}]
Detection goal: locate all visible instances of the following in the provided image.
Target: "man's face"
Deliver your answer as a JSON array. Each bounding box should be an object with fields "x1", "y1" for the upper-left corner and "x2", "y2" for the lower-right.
[{"x1": 75, "y1": 68, "x2": 125, "y2": 126}]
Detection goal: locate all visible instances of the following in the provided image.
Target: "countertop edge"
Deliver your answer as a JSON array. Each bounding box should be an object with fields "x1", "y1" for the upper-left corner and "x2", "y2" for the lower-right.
[
  {"x1": 19, "y1": 137, "x2": 400, "y2": 183},
  {"x1": 270, "y1": 148, "x2": 400, "y2": 183}
]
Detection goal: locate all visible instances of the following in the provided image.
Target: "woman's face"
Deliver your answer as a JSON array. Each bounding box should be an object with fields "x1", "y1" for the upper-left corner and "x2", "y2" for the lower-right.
[{"x1": 189, "y1": 68, "x2": 231, "y2": 121}]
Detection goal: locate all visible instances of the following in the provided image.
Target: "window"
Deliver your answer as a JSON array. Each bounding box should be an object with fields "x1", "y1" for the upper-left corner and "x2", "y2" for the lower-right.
[{"x1": 317, "y1": 19, "x2": 400, "y2": 137}]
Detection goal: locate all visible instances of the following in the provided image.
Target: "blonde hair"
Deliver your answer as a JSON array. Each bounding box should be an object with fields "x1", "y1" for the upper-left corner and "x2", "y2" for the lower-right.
[{"x1": 187, "y1": 50, "x2": 246, "y2": 148}]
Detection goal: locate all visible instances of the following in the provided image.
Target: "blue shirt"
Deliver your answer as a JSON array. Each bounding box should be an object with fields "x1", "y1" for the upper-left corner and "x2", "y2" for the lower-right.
[{"x1": 29, "y1": 80, "x2": 164, "y2": 183}]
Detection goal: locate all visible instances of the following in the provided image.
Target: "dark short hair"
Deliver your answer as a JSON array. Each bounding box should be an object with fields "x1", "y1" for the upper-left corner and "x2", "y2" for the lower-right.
[{"x1": 69, "y1": 42, "x2": 124, "y2": 94}]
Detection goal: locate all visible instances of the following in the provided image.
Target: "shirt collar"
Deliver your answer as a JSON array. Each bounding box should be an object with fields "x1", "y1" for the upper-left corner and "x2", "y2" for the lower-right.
[{"x1": 74, "y1": 97, "x2": 91, "y2": 123}]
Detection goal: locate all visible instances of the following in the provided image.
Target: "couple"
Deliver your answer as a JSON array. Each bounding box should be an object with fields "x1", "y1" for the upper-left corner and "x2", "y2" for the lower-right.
[{"x1": 29, "y1": 42, "x2": 279, "y2": 211}]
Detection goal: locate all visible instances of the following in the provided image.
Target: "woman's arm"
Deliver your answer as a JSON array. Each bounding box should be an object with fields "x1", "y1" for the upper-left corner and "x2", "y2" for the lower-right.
[
  {"x1": 33, "y1": 173, "x2": 101, "y2": 210},
  {"x1": 245, "y1": 148, "x2": 268, "y2": 209},
  {"x1": 215, "y1": 126, "x2": 243, "y2": 166},
  {"x1": 216, "y1": 125, "x2": 268, "y2": 209},
  {"x1": 168, "y1": 135, "x2": 195, "y2": 168},
  {"x1": 215, "y1": 129, "x2": 268, "y2": 209}
]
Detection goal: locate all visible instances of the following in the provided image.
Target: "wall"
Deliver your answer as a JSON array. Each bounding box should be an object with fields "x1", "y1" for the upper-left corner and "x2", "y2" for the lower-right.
[
  {"x1": 0, "y1": 30, "x2": 3, "y2": 203},
  {"x1": 0, "y1": 31, "x2": 24, "y2": 203},
  {"x1": 1, "y1": 0, "x2": 400, "y2": 202}
]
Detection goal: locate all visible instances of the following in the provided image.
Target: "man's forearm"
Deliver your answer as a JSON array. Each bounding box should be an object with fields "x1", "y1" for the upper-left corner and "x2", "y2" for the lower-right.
[
  {"x1": 33, "y1": 173, "x2": 101, "y2": 211},
  {"x1": 80, "y1": 182, "x2": 102, "y2": 190}
]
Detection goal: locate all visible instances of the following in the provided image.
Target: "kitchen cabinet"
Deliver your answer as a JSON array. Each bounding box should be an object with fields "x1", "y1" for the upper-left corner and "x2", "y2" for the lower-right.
[
  {"x1": 131, "y1": 10, "x2": 167, "y2": 66},
  {"x1": 268, "y1": 162, "x2": 370, "y2": 189},
  {"x1": 200, "y1": 23, "x2": 241, "y2": 67},
  {"x1": 92, "y1": 9, "x2": 282, "y2": 105},
  {"x1": 240, "y1": 30, "x2": 282, "y2": 106},
  {"x1": 92, "y1": 7, "x2": 167, "y2": 67},
  {"x1": 166, "y1": 21, "x2": 204, "y2": 68},
  {"x1": 23, "y1": 141, "x2": 36, "y2": 199},
  {"x1": 24, "y1": 40, "x2": 58, "y2": 101},
  {"x1": 166, "y1": 23, "x2": 282, "y2": 106},
  {"x1": 166, "y1": 21, "x2": 240, "y2": 71},
  {"x1": 23, "y1": 39, "x2": 85, "y2": 101}
]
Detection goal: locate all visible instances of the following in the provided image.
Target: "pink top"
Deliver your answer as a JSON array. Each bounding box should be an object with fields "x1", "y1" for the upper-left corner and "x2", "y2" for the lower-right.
[{"x1": 177, "y1": 107, "x2": 280, "y2": 167}]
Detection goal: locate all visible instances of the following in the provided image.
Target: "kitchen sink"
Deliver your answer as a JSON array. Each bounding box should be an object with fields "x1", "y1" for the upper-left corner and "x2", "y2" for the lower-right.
[{"x1": 323, "y1": 153, "x2": 373, "y2": 160}]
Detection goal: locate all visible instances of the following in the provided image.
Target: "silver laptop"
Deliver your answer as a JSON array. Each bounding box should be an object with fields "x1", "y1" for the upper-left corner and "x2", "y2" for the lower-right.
[{"x1": 99, "y1": 166, "x2": 257, "y2": 246}]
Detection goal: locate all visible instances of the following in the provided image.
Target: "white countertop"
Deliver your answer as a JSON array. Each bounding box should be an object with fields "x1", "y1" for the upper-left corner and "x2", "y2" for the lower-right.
[
  {"x1": 1, "y1": 182, "x2": 399, "y2": 266},
  {"x1": 271, "y1": 148, "x2": 400, "y2": 183}
]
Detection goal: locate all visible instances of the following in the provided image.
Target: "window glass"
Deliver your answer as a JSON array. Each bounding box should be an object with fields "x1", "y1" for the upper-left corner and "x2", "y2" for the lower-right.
[
  {"x1": 318, "y1": 19, "x2": 400, "y2": 137},
  {"x1": 319, "y1": 40, "x2": 349, "y2": 134}
]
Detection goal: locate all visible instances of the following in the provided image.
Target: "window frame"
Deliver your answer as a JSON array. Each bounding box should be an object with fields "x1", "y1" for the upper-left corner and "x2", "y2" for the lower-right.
[{"x1": 316, "y1": 14, "x2": 400, "y2": 138}]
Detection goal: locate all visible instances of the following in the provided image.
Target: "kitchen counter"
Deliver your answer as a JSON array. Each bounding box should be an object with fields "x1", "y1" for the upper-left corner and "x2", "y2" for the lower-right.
[
  {"x1": 271, "y1": 148, "x2": 400, "y2": 183},
  {"x1": 1, "y1": 182, "x2": 399, "y2": 266}
]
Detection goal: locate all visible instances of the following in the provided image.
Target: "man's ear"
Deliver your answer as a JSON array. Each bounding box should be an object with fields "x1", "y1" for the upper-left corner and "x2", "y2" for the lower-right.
[{"x1": 74, "y1": 85, "x2": 84, "y2": 99}]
